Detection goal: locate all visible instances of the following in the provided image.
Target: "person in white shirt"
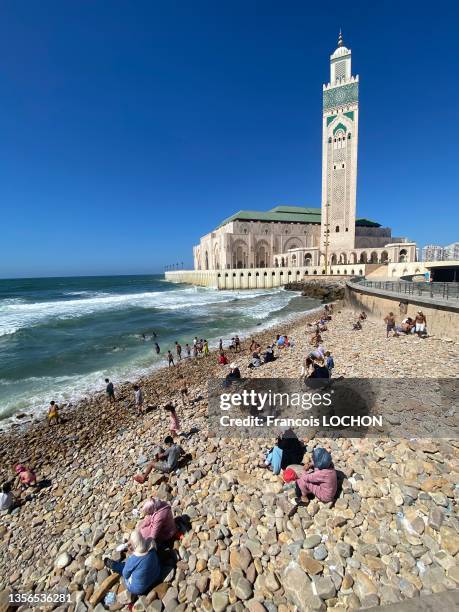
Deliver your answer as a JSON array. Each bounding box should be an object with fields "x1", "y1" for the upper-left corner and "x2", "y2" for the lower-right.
[
  {"x1": 0, "y1": 482, "x2": 15, "y2": 512},
  {"x1": 133, "y1": 385, "x2": 144, "y2": 414}
]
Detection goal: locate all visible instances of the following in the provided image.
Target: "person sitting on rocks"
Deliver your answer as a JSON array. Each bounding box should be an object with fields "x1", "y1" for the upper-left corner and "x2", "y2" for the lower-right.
[
  {"x1": 359, "y1": 311, "x2": 367, "y2": 321},
  {"x1": 47, "y1": 401, "x2": 61, "y2": 425},
  {"x1": 352, "y1": 320, "x2": 362, "y2": 330},
  {"x1": 218, "y1": 351, "x2": 229, "y2": 365},
  {"x1": 139, "y1": 498, "x2": 177, "y2": 544},
  {"x1": 310, "y1": 331, "x2": 322, "y2": 346},
  {"x1": 276, "y1": 334, "x2": 285, "y2": 349},
  {"x1": 104, "y1": 529, "x2": 160, "y2": 596},
  {"x1": 302, "y1": 356, "x2": 330, "y2": 379},
  {"x1": 0, "y1": 482, "x2": 17, "y2": 512},
  {"x1": 283, "y1": 447, "x2": 337, "y2": 504},
  {"x1": 248, "y1": 351, "x2": 262, "y2": 369},
  {"x1": 226, "y1": 363, "x2": 241, "y2": 381},
  {"x1": 263, "y1": 345, "x2": 275, "y2": 363},
  {"x1": 399, "y1": 316, "x2": 415, "y2": 334},
  {"x1": 259, "y1": 429, "x2": 306, "y2": 475},
  {"x1": 15, "y1": 464, "x2": 37, "y2": 490},
  {"x1": 134, "y1": 436, "x2": 184, "y2": 483}
]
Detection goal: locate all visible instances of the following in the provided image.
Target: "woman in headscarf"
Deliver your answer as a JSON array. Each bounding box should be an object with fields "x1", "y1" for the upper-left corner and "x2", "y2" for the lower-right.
[{"x1": 138, "y1": 498, "x2": 177, "y2": 543}]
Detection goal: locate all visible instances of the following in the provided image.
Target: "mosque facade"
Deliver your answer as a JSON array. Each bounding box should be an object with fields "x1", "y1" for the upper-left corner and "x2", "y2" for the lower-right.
[{"x1": 192, "y1": 33, "x2": 416, "y2": 274}]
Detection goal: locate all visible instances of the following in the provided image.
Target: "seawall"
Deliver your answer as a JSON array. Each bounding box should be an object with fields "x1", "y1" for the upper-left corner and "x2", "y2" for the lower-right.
[{"x1": 165, "y1": 264, "x2": 381, "y2": 290}]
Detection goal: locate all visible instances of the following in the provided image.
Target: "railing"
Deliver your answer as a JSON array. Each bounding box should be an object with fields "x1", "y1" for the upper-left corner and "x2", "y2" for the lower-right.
[{"x1": 354, "y1": 279, "x2": 459, "y2": 301}]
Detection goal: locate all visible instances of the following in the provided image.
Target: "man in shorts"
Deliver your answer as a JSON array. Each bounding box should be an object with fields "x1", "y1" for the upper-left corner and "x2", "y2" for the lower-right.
[{"x1": 414, "y1": 311, "x2": 427, "y2": 337}]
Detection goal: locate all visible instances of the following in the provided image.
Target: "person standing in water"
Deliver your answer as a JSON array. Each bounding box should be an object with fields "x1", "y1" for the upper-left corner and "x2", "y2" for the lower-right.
[
  {"x1": 167, "y1": 351, "x2": 175, "y2": 367},
  {"x1": 154, "y1": 342, "x2": 160, "y2": 355}
]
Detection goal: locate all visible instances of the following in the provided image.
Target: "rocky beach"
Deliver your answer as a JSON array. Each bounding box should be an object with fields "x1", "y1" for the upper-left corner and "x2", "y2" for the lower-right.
[{"x1": 1, "y1": 303, "x2": 458, "y2": 612}]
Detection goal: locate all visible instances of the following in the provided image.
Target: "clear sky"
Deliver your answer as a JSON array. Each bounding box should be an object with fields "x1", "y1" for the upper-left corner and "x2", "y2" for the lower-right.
[{"x1": 1, "y1": 1, "x2": 458, "y2": 278}]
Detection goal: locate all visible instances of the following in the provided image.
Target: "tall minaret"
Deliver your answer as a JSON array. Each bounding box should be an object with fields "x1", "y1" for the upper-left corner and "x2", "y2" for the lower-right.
[{"x1": 320, "y1": 31, "x2": 359, "y2": 265}]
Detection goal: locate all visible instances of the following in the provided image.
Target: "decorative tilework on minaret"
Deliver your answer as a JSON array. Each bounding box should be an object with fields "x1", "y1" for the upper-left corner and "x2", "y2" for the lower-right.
[{"x1": 320, "y1": 32, "x2": 359, "y2": 265}]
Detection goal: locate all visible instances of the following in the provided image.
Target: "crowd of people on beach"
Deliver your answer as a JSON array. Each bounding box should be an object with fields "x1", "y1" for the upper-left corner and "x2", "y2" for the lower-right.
[{"x1": 3, "y1": 297, "x2": 423, "y2": 603}]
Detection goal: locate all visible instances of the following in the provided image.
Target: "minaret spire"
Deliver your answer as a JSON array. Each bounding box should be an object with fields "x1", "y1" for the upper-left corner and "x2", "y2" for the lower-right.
[{"x1": 338, "y1": 29, "x2": 343, "y2": 47}]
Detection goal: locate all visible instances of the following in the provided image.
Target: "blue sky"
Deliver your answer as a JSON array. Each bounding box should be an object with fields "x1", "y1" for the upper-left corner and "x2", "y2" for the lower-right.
[{"x1": 1, "y1": 1, "x2": 457, "y2": 278}]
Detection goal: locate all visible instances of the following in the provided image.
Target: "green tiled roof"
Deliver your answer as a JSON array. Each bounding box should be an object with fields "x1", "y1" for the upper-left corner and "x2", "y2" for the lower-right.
[
  {"x1": 217, "y1": 206, "x2": 321, "y2": 228},
  {"x1": 216, "y1": 206, "x2": 380, "y2": 229}
]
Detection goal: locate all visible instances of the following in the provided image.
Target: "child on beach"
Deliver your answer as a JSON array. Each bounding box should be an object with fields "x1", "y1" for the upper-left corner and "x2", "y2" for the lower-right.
[
  {"x1": 218, "y1": 351, "x2": 229, "y2": 365},
  {"x1": 167, "y1": 350, "x2": 175, "y2": 367},
  {"x1": 283, "y1": 447, "x2": 337, "y2": 504},
  {"x1": 15, "y1": 465, "x2": 37, "y2": 490},
  {"x1": 325, "y1": 351, "x2": 334, "y2": 376},
  {"x1": 384, "y1": 312, "x2": 399, "y2": 338},
  {"x1": 185, "y1": 343, "x2": 191, "y2": 358},
  {"x1": 203, "y1": 340, "x2": 209, "y2": 356},
  {"x1": 105, "y1": 378, "x2": 116, "y2": 403},
  {"x1": 164, "y1": 403, "x2": 180, "y2": 433},
  {"x1": 133, "y1": 385, "x2": 144, "y2": 414},
  {"x1": 47, "y1": 401, "x2": 61, "y2": 425},
  {"x1": 177, "y1": 375, "x2": 190, "y2": 406}
]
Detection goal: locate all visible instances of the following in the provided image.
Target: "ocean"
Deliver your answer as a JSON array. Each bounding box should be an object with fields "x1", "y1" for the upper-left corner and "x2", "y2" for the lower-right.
[{"x1": 0, "y1": 274, "x2": 320, "y2": 424}]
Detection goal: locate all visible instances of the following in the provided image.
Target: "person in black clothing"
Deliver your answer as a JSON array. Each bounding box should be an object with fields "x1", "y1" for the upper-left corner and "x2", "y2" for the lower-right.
[
  {"x1": 278, "y1": 430, "x2": 306, "y2": 469},
  {"x1": 226, "y1": 363, "x2": 241, "y2": 380},
  {"x1": 263, "y1": 345, "x2": 275, "y2": 363}
]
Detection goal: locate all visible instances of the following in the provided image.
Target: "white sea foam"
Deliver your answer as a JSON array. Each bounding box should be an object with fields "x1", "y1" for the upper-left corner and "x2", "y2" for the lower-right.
[{"x1": 0, "y1": 286, "x2": 286, "y2": 337}]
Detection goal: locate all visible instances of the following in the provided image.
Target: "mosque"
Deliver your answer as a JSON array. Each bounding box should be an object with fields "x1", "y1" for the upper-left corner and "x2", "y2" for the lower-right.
[{"x1": 192, "y1": 33, "x2": 416, "y2": 276}]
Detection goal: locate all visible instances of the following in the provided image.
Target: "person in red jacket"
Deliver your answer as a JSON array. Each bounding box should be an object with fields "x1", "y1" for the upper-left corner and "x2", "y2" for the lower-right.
[{"x1": 284, "y1": 447, "x2": 337, "y2": 503}]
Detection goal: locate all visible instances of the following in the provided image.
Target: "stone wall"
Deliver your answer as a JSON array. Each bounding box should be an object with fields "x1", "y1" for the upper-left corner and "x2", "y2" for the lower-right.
[{"x1": 345, "y1": 281, "x2": 459, "y2": 341}]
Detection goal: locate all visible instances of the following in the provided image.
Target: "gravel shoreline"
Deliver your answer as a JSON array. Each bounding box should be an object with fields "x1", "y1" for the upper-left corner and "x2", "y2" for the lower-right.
[{"x1": 1, "y1": 302, "x2": 458, "y2": 611}]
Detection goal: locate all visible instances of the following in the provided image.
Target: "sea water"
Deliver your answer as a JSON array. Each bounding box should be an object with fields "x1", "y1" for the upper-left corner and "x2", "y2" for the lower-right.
[{"x1": 0, "y1": 274, "x2": 320, "y2": 424}]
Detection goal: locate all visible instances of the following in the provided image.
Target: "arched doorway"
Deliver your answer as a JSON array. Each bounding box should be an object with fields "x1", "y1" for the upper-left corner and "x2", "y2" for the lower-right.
[
  {"x1": 255, "y1": 240, "x2": 270, "y2": 268},
  {"x1": 232, "y1": 241, "x2": 248, "y2": 269}
]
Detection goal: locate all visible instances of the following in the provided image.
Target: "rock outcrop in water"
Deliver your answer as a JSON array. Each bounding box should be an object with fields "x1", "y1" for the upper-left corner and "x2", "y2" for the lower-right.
[{"x1": 284, "y1": 279, "x2": 345, "y2": 303}]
